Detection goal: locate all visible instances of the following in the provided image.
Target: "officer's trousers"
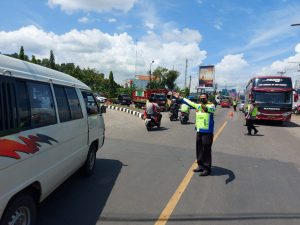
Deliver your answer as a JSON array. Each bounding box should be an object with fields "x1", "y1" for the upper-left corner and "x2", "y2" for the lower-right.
[
  {"x1": 246, "y1": 119, "x2": 257, "y2": 134},
  {"x1": 196, "y1": 132, "x2": 214, "y2": 172}
]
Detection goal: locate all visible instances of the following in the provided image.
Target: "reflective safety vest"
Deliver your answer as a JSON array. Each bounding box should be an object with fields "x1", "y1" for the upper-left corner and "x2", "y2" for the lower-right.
[
  {"x1": 180, "y1": 104, "x2": 190, "y2": 113},
  {"x1": 182, "y1": 98, "x2": 215, "y2": 133},
  {"x1": 247, "y1": 104, "x2": 258, "y2": 117},
  {"x1": 233, "y1": 100, "x2": 237, "y2": 106}
]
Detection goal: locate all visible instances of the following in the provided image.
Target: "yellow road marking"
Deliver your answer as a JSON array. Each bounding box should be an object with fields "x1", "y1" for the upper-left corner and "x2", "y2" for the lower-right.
[{"x1": 154, "y1": 121, "x2": 228, "y2": 225}]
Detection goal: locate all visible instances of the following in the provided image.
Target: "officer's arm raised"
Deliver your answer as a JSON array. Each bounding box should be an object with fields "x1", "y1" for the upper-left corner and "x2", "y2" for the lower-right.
[{"x1": 206, "y1": 104, "x2": 216, "y2": 113}]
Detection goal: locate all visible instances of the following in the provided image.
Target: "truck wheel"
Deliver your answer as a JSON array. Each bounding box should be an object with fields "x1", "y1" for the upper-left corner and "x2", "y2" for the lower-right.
[
  {"x1": 82, "y1": 144, "x2": 97, "y2": 177},
  {"x1": 1, "y1": 193, "x2": 37, "y2": 225}
]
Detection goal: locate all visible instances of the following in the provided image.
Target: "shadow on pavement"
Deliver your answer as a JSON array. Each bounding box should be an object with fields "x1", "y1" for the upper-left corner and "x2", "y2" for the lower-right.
[
  {"x1": 211, "y1": 166, "x2": 236, "y2": 184},
  {"x1": 148, "y1": 127, "x2": 169, "y2": 132},
  {"x1": 244, "y1": 133, "x2": 265, "y2": 137},
  {"x1": 180, "y1": 121, "x2": 195, "y2": 125},
  {"x1": 255, "y1": 120, "x2": 300, "y2": 128},
  {"x1": 37, "y1": 159, "x2": 123, "y2": 225},
  {"x1": 99, "y1": 212, "x2": 300, "y2": 223}
]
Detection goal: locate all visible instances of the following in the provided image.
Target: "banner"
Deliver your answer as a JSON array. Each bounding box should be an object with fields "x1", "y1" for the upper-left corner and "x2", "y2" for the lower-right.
[{"x1": 199, "y1": 65, "x2": 215, "y2": 88}]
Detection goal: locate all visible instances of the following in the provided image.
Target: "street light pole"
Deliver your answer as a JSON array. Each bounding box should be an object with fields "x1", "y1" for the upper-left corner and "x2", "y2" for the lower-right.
[{"x1": 149, "y1": 60, "x2": 154, "y2": 89}]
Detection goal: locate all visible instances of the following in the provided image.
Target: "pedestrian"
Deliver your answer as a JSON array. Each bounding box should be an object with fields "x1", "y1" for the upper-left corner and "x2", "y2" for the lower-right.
[
  {"x1": 174, "y1": 92, "x2": 215, "y2": 176},
  {"x1": 245, "y1": 99, "x2": 258, "y2": 135}
]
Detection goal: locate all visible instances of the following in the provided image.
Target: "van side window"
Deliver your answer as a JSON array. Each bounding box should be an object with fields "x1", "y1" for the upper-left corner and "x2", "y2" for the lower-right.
[
  {"x1": 81, "y1": 91, "x2": 99, "y2": 115},
  {"x1": 27, "y1": 82, "x2": 57, "y2": 127},
  {"x1": 54, "y1": 86, "x2": 72, "y2": 122},
  {"x1": 0, "y1": 78, "x2": 17, "y2": 134},
  {"x1": 65, "y1": 87, "x2": 83, "y2": 120},
  {"x1": 16, "y1": 80, "x2": 31, "y2": 128}
]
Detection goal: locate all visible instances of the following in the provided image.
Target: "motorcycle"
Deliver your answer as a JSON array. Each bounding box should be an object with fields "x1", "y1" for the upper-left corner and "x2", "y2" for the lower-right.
[
  {"x1": 179, "y1": 111, "x2": 189, "y2": 124},
  {"x1": 293, "y1": 104, "x2": 300, "y2": 114},
  {"x1": 144, "y1": 113, "x2": 161, "y2": 131},
  {"x1": 169, "y1": 109, "x2": 178, "y2": 121}
]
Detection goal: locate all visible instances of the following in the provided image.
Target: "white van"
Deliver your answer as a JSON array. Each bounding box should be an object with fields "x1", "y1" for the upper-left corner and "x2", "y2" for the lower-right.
[{"x1": 0, "y1": 54, "x2": 105, "y2": 225}]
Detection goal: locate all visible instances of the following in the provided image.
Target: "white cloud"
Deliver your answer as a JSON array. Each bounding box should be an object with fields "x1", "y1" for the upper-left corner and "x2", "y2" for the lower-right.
[
  {"x1": 232, "y1": 5, "x2": 300, "y2": 53},
  {"x1": 78, "y1": 16, "x2": 89, "y2": 24},
  {"x1": 48, "y1": 0, "x2": 138, "y2": 13},
  {"x1": 145, "y1": 22, "x2": 155, "y2": 30},
  {"x1": 0, "y1": 25, "x2": 206, "y2": 84},
  {"x1": 108, "y1": 18, "x2": 117, "y2": 23},
  {"x1": 214, "y1": 21, "x2": 223, "y2": 30},
  {"x1": 162, "y1": 28, "x2": 202, "y2": 44},
  {"x1": 260, "y1": 43, "x2": 300, "y2": 76},
  {"x1": 215, "y1": 54, "x2": 251, "y2": 90},
  {"x1": 116, "y1": 24, "x2": 133, "y2": 31}
]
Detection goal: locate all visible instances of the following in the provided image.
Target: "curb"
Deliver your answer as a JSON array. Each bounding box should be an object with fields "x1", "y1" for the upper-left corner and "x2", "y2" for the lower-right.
[{"x1": 105, "y1": 105, "x2": 144, "y2": 119}]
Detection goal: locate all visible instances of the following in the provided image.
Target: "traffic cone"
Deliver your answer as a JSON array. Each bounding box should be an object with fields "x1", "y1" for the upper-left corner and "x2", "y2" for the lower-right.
[{"x1": 229, "y1": 111, "x2": 234, "y2": 118}]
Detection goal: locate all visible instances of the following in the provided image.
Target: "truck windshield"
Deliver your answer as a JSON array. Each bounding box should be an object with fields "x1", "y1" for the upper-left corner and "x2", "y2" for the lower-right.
[{"x1": 254, "y1": 91, "x2": 292, "y2": 104}]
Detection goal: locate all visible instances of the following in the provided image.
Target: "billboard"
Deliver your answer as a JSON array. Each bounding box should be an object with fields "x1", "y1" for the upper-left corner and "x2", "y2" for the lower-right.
[{"x1": 199, "y1": 65, "x2": 215, "y2": 88}]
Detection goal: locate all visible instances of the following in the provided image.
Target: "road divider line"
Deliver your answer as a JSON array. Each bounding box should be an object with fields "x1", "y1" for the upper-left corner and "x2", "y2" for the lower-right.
[{"x1": 154, "y1": 121, "x2": 228, "y2": 225}]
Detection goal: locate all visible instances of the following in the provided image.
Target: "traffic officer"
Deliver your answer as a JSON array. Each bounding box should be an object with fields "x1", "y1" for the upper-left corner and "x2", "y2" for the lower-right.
[
  {"x1": 232, "y1": 99, "x2": 237, "y2": 111},
  {"x1": 174, "y1": 92, "x2": 215, "y2": 176},
  {"x1": 245, "y1": 99, "x2": 258, "y2": 135}
]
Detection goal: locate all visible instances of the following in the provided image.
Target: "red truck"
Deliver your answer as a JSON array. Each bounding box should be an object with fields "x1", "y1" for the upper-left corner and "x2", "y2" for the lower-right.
[{"x1": 132, "y1": 89, "x2": 169, "y2": 111}]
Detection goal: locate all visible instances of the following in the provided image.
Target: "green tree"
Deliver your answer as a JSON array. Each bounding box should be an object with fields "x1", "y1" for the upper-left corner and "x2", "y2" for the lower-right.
[
  {"x1": 49, "y1": 50, "x2": 56, "y2": 69},
  {"x1": 164, "y1": 70, "x2": 180, "y2": 90},
  {"x1": 19, "y1": 46, "x2": 25, "y2": 60},
  {"x1": 150, "y1": 67, "x2": 169, "y2": 89},
  {"x1": 183, "y1": 87, "x2": 190, "y2": 97},
  {"x1": 41, "y1": 58, "x2": 49, "y2": 67},
  {"x1": 31, "y1": 55, "x2": 37, "y2": 64},
  {"x1": 108, "y1": 71, "x2": 118, "y2": 97}
]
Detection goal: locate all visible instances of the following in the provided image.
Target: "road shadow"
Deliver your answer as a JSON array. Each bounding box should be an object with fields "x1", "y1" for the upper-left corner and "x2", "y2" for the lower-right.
[
  {"x1": 255, "y1": 120, "x2": 300, "y2": 128},
  {"x1": 211, "y1": 166, "x2": 236, "y2": 184},
  {"x1": 244, "y1": 133, "x2": 265, "y2": 137},
  {"x1": 180, "y1": 121, "x2": 195, "y2": 125},
  {"x1": 148, "y1": 127, "x2": 169, "y2": 132},
  {"x1": 37, "y1": 159, "x2": 123, "y2": 225},
  {"x1": 99, "y1": 212, "x2": 300, "y2": 223}
]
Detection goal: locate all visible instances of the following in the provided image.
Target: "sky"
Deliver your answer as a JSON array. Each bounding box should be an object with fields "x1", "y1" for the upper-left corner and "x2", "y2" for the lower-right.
[{"x1": 1, "y1": 0, "x2": 300, "y2": 91}]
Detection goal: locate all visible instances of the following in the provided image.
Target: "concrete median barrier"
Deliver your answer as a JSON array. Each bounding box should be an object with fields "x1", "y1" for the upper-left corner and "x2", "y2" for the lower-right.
[{"x1": 105, "y1": 105, "x2": 144, "y2": 119}]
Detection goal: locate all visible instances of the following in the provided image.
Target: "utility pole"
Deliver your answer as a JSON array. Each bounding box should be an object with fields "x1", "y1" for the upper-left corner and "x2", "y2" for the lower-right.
[
  {"x1": 188, "y1": 75, "x2": 192, "y2": 95},
  {"x1": 149, "y1": 60, "x2": 154, "y2": 89},
  {"x1": 134, "y1": 39, "x2": 138, "y2": 76},
  {"x1": 185, "y1": 58, "x2": 188, "y2": 89}
]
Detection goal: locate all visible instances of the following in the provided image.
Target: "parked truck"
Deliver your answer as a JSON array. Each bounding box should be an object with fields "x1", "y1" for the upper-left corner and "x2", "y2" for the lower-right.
[{"x1": 132, "y1": 89, "x2": 169, "y2": 111}]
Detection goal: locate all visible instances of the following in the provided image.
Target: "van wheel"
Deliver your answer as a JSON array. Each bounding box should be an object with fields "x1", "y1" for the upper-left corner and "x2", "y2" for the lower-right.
[
  {"x1": 1, "y1": 194, "x2": 36, "y2": 225},
  {"x1": 82, "y1": 144, "x2": 97, "y2": 177}
]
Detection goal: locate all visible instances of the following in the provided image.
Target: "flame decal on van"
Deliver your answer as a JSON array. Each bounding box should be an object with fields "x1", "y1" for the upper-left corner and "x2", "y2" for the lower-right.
[{"x1": 0, "y1": 134, "x2": 58, "y2": 159}]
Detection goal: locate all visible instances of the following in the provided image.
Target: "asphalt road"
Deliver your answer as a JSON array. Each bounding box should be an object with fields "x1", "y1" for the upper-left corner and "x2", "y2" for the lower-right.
[{"x1": 37, "y1": 107, "x2": 300, "y2": 225}]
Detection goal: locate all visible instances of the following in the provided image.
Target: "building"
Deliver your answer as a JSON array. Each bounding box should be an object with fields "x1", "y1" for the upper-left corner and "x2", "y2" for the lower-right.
[{"x1": 124, "y1": 75, "x2": 160, "y2": 89}]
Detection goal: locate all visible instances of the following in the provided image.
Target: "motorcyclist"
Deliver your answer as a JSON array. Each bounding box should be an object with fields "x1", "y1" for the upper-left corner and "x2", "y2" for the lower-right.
[
  {"x1": 180, "y1": 103, "x2": 190, "y2": 115},
  {"x1": 170, "y1": 99, "x2": 180, "y2": 118},
  {"x1": 146, "y1": 97, "x2": 161, "y2": 125},
  {"x1": 179, "y1": 103, "x2": 190, "y2": 123}
]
